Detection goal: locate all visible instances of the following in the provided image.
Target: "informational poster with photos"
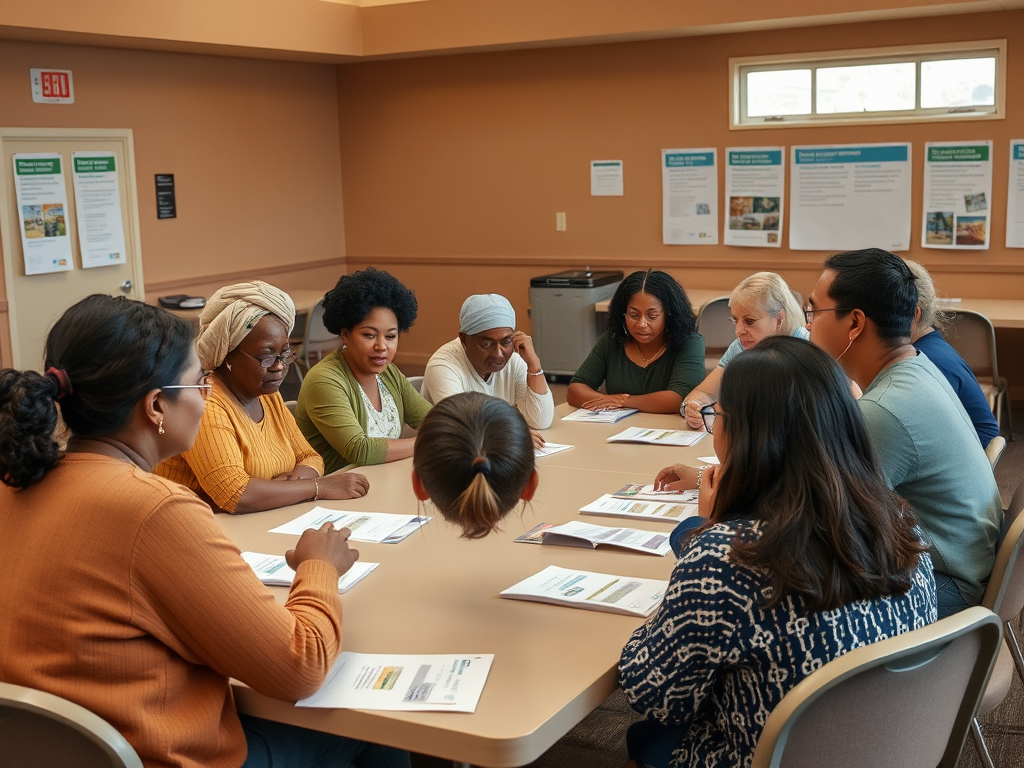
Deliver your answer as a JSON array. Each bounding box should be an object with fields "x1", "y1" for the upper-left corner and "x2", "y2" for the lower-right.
[
  {"x1": 725, "y1": 147, "x2": 784, "y2": 248},
  {"x1": 12, "y1": 153, "x2": 74, "y2": 275},
  {"x1": 790, "y1": 143, "x2": 911, "y2": 252},
  {"x1": 1007, "y1": 140, "x2": 1024, "y2": 249},
  {"x1": 922, "y1": 141, "x2": 992, "y2": 250},
  {"x1": 662, "y1": 148, "x2": 718, "y2": 245}
]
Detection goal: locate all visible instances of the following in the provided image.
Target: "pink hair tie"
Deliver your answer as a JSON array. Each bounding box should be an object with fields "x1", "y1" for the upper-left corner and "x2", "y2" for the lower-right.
[{"x1": 45, "y1": 367, "x2": 73, "y2": 402}]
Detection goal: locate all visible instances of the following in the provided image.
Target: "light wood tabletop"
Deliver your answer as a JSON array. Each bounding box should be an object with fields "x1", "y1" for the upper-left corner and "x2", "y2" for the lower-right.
[
  {"x1": 221, "y1": 404, "x2": 709, "y2": 767},
  {"x1": 149, "y1": 287, "x2": 325, "y2": 324}
]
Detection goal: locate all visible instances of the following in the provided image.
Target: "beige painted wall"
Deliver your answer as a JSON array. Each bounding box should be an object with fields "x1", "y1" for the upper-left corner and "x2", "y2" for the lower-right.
[{"x1": 337, "y1": 9, "x2": 1024, "y2": 393}]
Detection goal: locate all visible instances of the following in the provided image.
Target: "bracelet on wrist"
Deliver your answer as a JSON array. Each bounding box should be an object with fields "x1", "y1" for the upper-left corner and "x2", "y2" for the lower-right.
[
  {"x1": 312, "y1": 477, "x2": 320, "y2": 501},
  {"x1": 696, "y1": 465, "x2": 711, "y2": 490},
  {"x1": 527, "y1": 368, "x2": 544, "y2": 376}
]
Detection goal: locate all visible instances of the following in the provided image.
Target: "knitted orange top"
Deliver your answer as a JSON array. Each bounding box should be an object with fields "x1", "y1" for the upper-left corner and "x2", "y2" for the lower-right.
[
  {"x1": 155, "y1": 382, "x2": 324, "y2": 512},
  {"x1": 0, "y1": 453, "x2": 343, "y2": 768}
]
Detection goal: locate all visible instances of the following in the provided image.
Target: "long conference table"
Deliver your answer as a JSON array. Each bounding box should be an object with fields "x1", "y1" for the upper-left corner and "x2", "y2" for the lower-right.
[{"x1": 219, "y1": 402, "x2": 710, "y2": 767}]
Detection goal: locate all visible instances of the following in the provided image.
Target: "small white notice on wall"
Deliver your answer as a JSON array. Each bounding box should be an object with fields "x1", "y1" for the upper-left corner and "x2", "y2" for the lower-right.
[
  {"x1": 30, "y1": 69, "x2": 74, "y2": 104},
  {"x1": 591, "y1": 160, "x2": 624, "y2": 196},
  {"x1": 662, "y1": 148, "x2": 718, "y2": 245},
  {"x1": 1006, "y1": 140, "x2": 1024, "y2": 249},
  {"x1": 72, "y1": 152, "x2": 128, "y2": 269},
  {"x1": 922, "y1": 141, "x2": 992, "y2": 250},
  {"x1": 725, "y1": 147, "x2": 784, "y2": 248},
  {"x1": 13, "y1": 153, "x2": 74, "y2": 275}
]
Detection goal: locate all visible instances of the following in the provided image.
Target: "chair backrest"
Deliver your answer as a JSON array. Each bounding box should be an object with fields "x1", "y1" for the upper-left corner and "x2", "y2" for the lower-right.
[
  {"x1": 0, "y1": 682, "x2": 144, "y2": 768},
  {"x1": 944, "y1": 310, "x2": 1000, "y2": 382},
  {"x1": 1007, "y1": 480, "x2": 1024, "y2": 529},
  {"x1": 300, "y1": 299, "x2": 339, "y2": 365},
  {"x1": 406, "y1": 375, "x2": 424, "y2": 395},
  {"x1": 985, "y1": 435, "x2": 1006, "y2": 470},
  {"x1": 751, "y1": 606, "x2": 1002, "y2": 768},
  {"x1": 983, "y1": 506, "x2": 1024, "y2": 623},
  {"x1": 284, "y1": 399, "x2": 298, "y2": 415},
  {"x1": 696, "y1": 296, "x2": 734, "y2": 351}
]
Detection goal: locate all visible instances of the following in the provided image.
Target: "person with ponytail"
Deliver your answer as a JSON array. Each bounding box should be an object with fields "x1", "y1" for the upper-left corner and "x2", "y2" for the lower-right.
[
  {"x1": 620, "y1": 336, "x2": 936, "y2": 768},
  {"x1": 0, "y1": 294, "x2": 407, "y2": 768},
  {"x1": 411, "y1": 392, "x2": 538, "y2": 539}
]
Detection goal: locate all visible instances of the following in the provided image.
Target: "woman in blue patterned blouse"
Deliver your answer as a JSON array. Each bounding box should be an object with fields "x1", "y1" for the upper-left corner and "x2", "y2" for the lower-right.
[{"x1": 619, "y1": 336, "x2": 937, "y2": 768}]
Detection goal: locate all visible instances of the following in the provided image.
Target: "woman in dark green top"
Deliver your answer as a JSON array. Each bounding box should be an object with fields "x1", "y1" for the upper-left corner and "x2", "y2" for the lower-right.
[{"x1": 568, "y1": 270, "x2": 705, "y2": 414}]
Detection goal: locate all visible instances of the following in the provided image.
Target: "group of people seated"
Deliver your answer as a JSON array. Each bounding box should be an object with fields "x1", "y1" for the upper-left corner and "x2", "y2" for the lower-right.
[{"x1": 0, "y1": 248, "x2": 1005, "y2": 768}]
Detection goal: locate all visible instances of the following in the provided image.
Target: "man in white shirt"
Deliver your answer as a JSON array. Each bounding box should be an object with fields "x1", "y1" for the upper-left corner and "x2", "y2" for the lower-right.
[{"x1": 422, "y1": 294, "x2": 554, "y2": 431}]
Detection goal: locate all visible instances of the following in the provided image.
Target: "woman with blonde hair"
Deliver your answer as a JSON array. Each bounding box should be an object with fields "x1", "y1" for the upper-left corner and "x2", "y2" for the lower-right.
[
  {"x1": 680, "y1": 271, "x2": 807, "y2": 429},
  {"x1": 412, "y1": 392, "x2": 538, "y2": 539}
]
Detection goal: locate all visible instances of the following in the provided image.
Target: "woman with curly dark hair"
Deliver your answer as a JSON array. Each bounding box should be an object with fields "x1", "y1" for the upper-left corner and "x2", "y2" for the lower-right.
[
  {"x1": 567, "y1": 269, "x2": 705, "y2": 414},
  {"x1": 296, "y1": 267, "x2": 431, "y2": 469}
]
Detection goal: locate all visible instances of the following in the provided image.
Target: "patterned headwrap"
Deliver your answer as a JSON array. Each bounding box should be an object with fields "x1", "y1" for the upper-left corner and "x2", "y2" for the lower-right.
[{"x1": 195, "y1": 281, "x2": 295, "y2": 371}]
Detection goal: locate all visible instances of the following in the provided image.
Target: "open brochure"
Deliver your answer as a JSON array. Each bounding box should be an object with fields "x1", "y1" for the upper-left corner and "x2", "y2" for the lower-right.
[
  {"x1": 607, "y1": 426, "x2": 705, "y2": 446},
  {"x1": 562, "y1": 407, "x2": 638, "y2": 423},
  {"x1": 580, "y1": 494, "x2": 699, "y2": 523},
  {"x1": 297, "y1": 653, "x2": 494, "y2": 713},
  {"x1": 269, "y1": 507, "x2": 430, "y2": 544},
  {"x1": 514, "y1": 521, "x2": 671, "y2": 556},
  {"x1": 612, "y1": 483, "x2": 698, "y2": 504},
  {"x1": 500, "y1": 565, "x2": 668, "y2": 617},
  {"x1": 241, "y1": 552, "x2": 378, "y2": 593},
  {"x1": 535, "y1": 442, "x2": 573, "y2": 459}
]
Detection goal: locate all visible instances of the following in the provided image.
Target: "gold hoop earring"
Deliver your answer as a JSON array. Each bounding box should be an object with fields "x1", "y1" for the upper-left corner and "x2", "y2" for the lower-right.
[{"x1": 158, "y1": 418, "x2": 165, "y2": 435}]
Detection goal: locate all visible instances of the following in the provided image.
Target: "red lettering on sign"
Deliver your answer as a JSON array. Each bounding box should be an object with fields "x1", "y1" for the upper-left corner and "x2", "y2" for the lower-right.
[{"x1": 40, "y1": 72, "x2": 70, "y2": 99}]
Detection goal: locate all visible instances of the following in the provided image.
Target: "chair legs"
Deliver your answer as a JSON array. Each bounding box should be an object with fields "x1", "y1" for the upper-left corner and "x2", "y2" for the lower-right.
[
  {"x1": 1006, "y1": 622, "x2": 1024, "y2": 686},
  {"x1": 971, "y1": 719, "x2": 997, "y2": 768}
]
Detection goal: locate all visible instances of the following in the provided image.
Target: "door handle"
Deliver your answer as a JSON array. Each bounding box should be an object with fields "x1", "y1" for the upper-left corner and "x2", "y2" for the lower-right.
[{"x1": 120, "y1": 280, "x2": 132, "y2": 294}]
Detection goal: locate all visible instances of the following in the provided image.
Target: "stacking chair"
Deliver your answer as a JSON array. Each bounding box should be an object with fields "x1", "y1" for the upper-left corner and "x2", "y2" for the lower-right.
[
  {"x1": 750, "y1": 606, "x2": 1002, "y2": 768},
  {"x1": 406, "y1": 375, "x2": 424, "y2": 395},
  {"x1": 944, "y1": 310, "x2": 1013, "y2": 438},
  {"x1": 986, "y1": 435, "x2": 1007, "y2": 469},
  {"x1": 695, "y1": 296, "x2": 733, "y2": 374},
  {"x1": 284, "y1": 399, "x2": 298, "y2": 415},
  {"x1": 0, "y1": 682, "x2": 143, "y2": 768},
  {"x1": 293, "y1": 299, "x2": 339, "y2": 381}
]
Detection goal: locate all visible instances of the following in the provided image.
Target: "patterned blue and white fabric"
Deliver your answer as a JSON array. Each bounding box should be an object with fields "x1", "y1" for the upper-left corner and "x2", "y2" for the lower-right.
[{"x1": 619, "y1": 520, "x2": 937, "y2": 768}]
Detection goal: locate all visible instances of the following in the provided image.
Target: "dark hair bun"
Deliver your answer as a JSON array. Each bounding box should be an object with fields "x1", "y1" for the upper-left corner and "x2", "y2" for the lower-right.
[{"x1": 0, "y1": 369, "x2": 61, "y2": 488}]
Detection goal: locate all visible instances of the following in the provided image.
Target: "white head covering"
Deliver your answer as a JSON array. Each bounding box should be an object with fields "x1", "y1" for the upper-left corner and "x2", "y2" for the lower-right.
[
  {"x1": 459, "y1": 294, "x2": 516, "y2": 336},
  {"x1": 195, "y1": 281, "x2": 296, "y2": 371}
]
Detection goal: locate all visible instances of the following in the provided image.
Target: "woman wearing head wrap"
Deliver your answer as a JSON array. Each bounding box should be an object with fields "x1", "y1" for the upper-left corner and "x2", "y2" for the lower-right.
[
  {"x1": 155, "y1": 281, "x2": 369, "y2": 513},
  {"x1": 296, "y1": 268, "x2": 431, "y2": 470}
]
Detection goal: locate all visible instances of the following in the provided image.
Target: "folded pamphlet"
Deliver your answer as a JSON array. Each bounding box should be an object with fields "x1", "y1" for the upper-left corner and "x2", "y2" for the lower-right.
[
  {"x1": 514, "y1": 521, "x2": 670, "y2": 556},
  {"x1": 241, "y1": 552, "x2": 378, "y2": 593},
  {"x1": 580, "y1": 494, "x2": 698, "y2": 523},
  {"x1": 612, "y1": 483, "x2": 698, "y2": 504},
  {"x1": 534, "y1": 442, "x2": 573, "y2": 459},
  {"x1": 562, "y1": 407, "x2": 638, "y2": 423},
  {"x1": 607, "y1": 426, "x2": 705, "y2": 447},
  {"x1": 500, "y1": 565, "x2": 668, "y2": 617},
  {"x1": 269, "y1": 507, "x2": 430, "y2": 544}
]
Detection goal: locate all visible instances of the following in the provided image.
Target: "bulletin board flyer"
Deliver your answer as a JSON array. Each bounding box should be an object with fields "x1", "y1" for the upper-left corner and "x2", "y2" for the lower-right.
[
  {"x1": 922, "y1": 141, "x2": 992, "y2": 250},
  {"x1": 13, "y1": 153, "x2": 74, "y2": 275},
  {"x1": 725, "y1": 147, "x2": 784, "y2": 248},
  {"x1": 662, "y1": 148, "x2": 718, "y2": 245}
]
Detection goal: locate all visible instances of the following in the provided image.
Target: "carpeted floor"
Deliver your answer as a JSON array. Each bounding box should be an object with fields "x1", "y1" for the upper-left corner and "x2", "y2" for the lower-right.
[{"x1": 410, "y1": 406, "x2": 1024, "y2": 768}]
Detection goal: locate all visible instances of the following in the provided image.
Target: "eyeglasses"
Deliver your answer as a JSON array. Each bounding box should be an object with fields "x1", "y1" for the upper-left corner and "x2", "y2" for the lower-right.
[
  {"x1": 803, "y1": 307, "x2": 851, "y2": 324},
  {"x1": 242, "y1": 349, "x2": 297, "y2": 368},
  {"x1": 700, "y1": 403, "x2": 723, "y2": 434},
  {"x1": 163, "y1": 373, "x2": 213, "y2": 400},
  {"x1": 470, "y1": 335, "x2": 514, "y2": 352}
]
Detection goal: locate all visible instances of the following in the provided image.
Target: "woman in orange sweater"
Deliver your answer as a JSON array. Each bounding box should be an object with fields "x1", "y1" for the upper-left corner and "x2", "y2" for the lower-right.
[{"x1": 0, "y1": 294, "x2": 407, "y2": 768}]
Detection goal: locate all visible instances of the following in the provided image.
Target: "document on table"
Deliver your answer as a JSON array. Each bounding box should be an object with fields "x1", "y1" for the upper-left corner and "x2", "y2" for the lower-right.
[
  {"x1": 515, "y1": 521, "x2": 671, "y2": 556},
  {"x1": 269, "y1": 507, "x2": 430, "y2": 543},
  {"x1": 562, "y1": 407, "x2": 638, "y2": 423},
  {"x1": 535, "y1": 442, "x2": 573, "y2": 459},
  {"x1": 607, "y1": 426, "x2": 705, "y2": 446},
  {"x1": 298, "y1": 653, "x2": 494, "y2": 712},
  {"x1": 611, "y1": 483, "x2": 698, "y2": 504},
  {"x1": 241, "y1": 552, "x2": 378, "y2": 593},
  {"x1": 580, "y1": 494, "x2": 699, "y2": 523},
  {"x1": 500, "y1": 565, "x2": 668, "y2": 617}
]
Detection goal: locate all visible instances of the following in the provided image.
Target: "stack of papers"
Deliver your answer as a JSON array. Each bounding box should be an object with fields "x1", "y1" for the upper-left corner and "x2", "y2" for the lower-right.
[
  {"x1": 612, "y1": 483, "x2": 698, "y2": 504},
  {"x1": 607, "y1": 426, "x2": 705, "y2": 446},
  {"x1": 515, "y1": 521, "x2": 671, "y2": 556},
  {"x1": 580, "y1": 494, "x2": 699, "y2": 523},
  {"x1": 500, "y1": 565, "x2": 668, "y2": 617},
  {"x1": 534, "y1": 442, "x2": 573, "y2": 459},
  {"x1": 269, "y1": 507, "x2": 430, "y2": 544},
  {"x1": 298, "y1": 653, "x2": 493, "y2": 712},
  {"x1": 562, "y1": 407, "x2": 638, "y2": 423},
  {"x1": 241, "y1": 552, "x2": 378, "y2": 593}
]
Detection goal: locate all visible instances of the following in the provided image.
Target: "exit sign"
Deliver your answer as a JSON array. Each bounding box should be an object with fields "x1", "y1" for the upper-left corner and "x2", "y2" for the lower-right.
[{"x1": 31, "y1": 69, "x2": 75, "y2": 104}]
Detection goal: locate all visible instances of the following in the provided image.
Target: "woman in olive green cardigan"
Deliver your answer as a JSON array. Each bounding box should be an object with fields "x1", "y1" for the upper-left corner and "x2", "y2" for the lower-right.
[{"x1": 296, "y1": 268, "x2": 431, "y2": 471}]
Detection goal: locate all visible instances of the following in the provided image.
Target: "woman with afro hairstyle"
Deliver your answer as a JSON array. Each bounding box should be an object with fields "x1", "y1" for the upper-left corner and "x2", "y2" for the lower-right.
[
  {"x1": 568, "y1": 269, "x2": 705, "y2": 414},
  {"x1": 296, "y1": 268, "x2": 431, "y2": 469}
]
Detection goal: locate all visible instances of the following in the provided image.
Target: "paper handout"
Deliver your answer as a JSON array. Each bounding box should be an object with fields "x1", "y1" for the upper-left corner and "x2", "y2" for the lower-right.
[
  {"x1": 580, "y1": 494, "x2": 698, "y2": 523},
  {"x1": 270, "y1": 507, "x2": 430, "y2": 543},
  {"x1": 514, "y1": 521, "x2": 671, "y2": 556},
  {"x1": 241, "y1": 552, "x2": 377, "y2": 593},
  {"x1": 607, "y1": 427, "x2": 705, "y2": 447},
  {"x1": 500, "y1": 565, "x2": 668, "y2": 617},
  {"x1": 611, "y1": 483, "x2": 698, "y2": 504},
  {"x1": 535, "y1": 442, "x2": 573, "y2": 459},
  {"x1": 562, "y1": 407, "x2": 638, "y2": 424}
]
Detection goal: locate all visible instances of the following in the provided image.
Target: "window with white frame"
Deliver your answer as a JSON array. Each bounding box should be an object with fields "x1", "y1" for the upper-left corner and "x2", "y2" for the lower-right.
[{"x1": 731, "y1": 40, "x2": 1005, "y2": 128}]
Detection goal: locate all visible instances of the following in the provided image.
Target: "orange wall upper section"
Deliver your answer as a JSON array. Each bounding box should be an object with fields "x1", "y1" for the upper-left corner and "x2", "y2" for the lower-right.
[
  {"x1": 0, "y1": 39, "x2": 346, "y2": 289},
  {"x1": 337, "y1": 9, "x2": 1024, "y2": 295}
]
